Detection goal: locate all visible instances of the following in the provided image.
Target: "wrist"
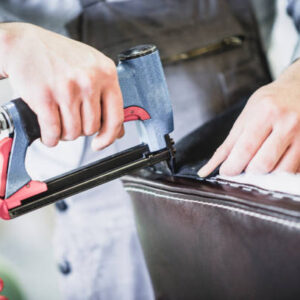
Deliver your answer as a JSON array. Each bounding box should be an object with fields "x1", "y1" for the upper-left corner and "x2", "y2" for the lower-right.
[
  {"x1": 276, "y1": 58, "x2": 300, "y2": 86},
  {"x1": 0, "y1": 24, "x2": 12, "y2": 77},
  {"x1": 0, "y1": 22, "x2": 33, "y2": 77},
  {"x1": 0, "y1": 23, "x2": 20, "y2": 77}
]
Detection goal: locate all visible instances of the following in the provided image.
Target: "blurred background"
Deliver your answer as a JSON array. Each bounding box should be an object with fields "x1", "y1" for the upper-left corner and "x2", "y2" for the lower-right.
[
  {"x1": 0, "y1": 81, "x2": 62, "y2": 299},
  {"x1": 0, "y1": 1, "x2": 298, "y2": 299}
]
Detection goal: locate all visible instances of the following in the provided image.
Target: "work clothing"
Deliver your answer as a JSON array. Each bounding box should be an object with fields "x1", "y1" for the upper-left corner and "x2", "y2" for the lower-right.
[{"x1": 0, "y1": 0, "x2": 299, "y2": 299}]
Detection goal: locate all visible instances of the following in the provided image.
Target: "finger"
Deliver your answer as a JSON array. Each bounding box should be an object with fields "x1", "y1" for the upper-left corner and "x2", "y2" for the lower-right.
[
  {"x1": 197, "y1": 140, "x2": 232, "y2": 178},
  {"x1": 117, "y1": 125, "x2": 125, "y2": 139},
  {"x1": 92, "y1": 82, "x2": 123, "y2": 151},
  {"x1": 197, "y1": 126, "x2": 241, "y2": 177},
  {"x1": 33, "y1": 101, "x2": 61, "y2": 147},
  {"x1": 273, "y1": 140, "x2": 300, "y2": 173},
  {"x1": 78, "y1": 71, "x2": 101, "y2": 136},
  {"x1": 81, "y1": 92, "x2": 101, "y2": 136},
  {"x1": 246, "y1": 128, "x2": 292, "y2": 174},
  {"x1": 219, "y1": 120, "x2": 272, "y2": 176},
  {"x1": 60, "y1": 102, "x2": 82, "y2": 141},
  {"x1": 197, "y1": 105, "x2": 251, "y2": 178},
  {"x1": 55, "y1": 79, "x2": 82, "y2": 141}
]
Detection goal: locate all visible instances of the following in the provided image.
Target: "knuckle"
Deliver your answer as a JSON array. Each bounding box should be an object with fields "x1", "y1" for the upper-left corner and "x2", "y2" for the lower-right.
[
  {"x1": 79, "y1": 74, "x2": 93, "y2": 92},
  {"x1": 102, "y1": 59, "x2": 117, "y2": 80},
  {"x1": 40, "y1": 85, "x2": 52, "y2": 98},
  {"x1": 86, "y1": 69, "x2": 98, "y2": 87},
  {"x1": 36, "y1": 87, "x2": 53, "y2": 106},
  {"x1": 284, "y1": 113, "x2": 300, "y2": 134},
  {"x1": 79, "y1": 71, "x2": 100, "y2": 96},
  {"x1": 240, "y1": 141, "x2": 256, "y2": 155},
  {"x1": 262, "y1": 97, "x2": 280, "y2": 118},
  {"x1": 60, "y1": 80, "x2": 79, "y2": 106}
]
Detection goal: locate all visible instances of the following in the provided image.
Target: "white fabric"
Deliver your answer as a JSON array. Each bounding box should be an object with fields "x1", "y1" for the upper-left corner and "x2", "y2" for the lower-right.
[{"x1": 218, "y1": 172, "x2": 300, "y2": 197}]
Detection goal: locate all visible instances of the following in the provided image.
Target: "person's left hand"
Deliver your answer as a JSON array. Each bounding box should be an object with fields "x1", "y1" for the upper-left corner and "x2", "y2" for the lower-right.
[{"x1": 198, "y1": 59, "x2": 300, "y2": 177}]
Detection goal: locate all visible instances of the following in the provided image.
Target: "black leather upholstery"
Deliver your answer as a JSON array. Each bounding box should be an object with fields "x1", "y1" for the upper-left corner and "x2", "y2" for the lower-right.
[
  {"x1": 124, "y1": 174, "x2": 300, "y2": 300},
  {"x1": 123, "y1": 104, "x2": 300, "y2": 300}
]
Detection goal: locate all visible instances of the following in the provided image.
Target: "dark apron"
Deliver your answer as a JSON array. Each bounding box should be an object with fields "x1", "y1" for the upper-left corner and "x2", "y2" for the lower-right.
[{"x1": 68, "y1": 0, "x2": 271, "y2": 140}]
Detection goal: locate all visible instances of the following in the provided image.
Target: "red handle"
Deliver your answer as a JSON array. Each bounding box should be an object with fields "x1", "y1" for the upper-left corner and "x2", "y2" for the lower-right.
[{"x1": 124, "y1": 106, "x2": 150, "y2": 122}]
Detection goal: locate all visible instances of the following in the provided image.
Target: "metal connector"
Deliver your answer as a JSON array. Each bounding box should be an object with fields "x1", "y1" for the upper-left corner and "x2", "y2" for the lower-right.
[{"x1": 0, "y1": 107, "x2": 13, "y2": 134}]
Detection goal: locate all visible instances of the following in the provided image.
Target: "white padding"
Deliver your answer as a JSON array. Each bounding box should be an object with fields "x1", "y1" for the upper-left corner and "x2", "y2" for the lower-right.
[{"x1": 218, "y1": 172, "x2": 300, "y2": 197}]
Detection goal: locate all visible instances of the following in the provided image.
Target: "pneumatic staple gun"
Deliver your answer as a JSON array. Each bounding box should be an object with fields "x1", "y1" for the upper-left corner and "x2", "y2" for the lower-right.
[{"x1": 0, "y1": 45, "x2": 175, "y2": 220}]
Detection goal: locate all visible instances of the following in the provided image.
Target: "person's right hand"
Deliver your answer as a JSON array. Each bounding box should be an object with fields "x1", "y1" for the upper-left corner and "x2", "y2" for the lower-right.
[{"x1": 0, "y1": 22, "x2": 124, "y2": 150}]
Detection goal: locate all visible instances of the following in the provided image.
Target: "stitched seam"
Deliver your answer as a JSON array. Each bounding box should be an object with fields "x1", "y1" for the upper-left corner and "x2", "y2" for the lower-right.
[
  {"x1": 123, "y1": 175, "x2": 300, "y2": 201},
  {"x1": 208, "y1": 177, "x2": 300, "y2": 201},
  {"x1": 125, "y1": 186, "x2": 300, "y2": 230}
]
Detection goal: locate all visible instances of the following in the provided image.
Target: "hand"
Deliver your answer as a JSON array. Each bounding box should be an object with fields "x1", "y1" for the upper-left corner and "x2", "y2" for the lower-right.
[
  {"x1": 198, "y1": 59, "x2": 300, "y2": 177},
  {"x1": 0, "y1": 23, "x2": 124, "y2": 150}
]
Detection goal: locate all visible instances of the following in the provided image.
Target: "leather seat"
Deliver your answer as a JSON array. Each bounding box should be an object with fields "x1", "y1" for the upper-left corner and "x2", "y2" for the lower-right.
[{"x1": 123, "y1": 100, "x2": 300, "y2": 300}]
